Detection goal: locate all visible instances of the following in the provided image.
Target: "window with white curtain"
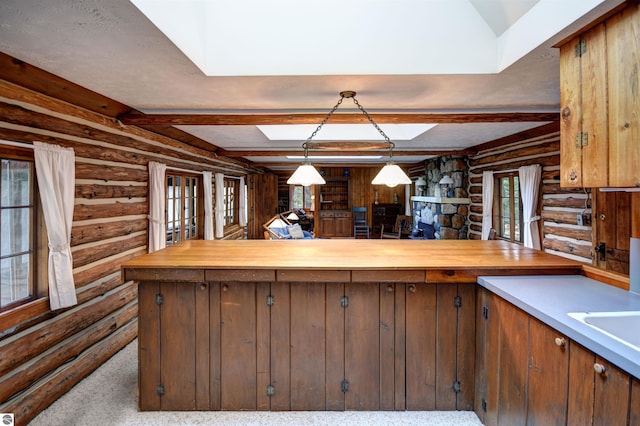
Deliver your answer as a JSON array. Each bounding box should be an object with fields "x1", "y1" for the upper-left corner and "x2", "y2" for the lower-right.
[
  {"x1": 493, "y1": 172, "x2": 523, "y2": 243},
  {"x1": 0, "y1": 148, "x2": 46, "y2": 310},
  {"x1": 166, "y1": 171, "x2": 203, "y2": 246}
]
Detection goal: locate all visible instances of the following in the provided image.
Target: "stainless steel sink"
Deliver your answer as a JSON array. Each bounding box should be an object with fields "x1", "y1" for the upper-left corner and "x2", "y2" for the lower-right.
[{"x1": 567, "y1": 311, "x2": 640, "y2": 351}]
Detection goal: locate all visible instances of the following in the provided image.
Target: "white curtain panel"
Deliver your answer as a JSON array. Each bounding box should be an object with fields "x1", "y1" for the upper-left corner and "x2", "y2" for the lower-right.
[
  {"x1": 214, "y1": 173, "x2": 225, "y2": 239},
  {"x1": 239, "y1": 177, "x2": 247, "y2": 227},
  {"x1": 203, "y1": 171, "x2": 214, "y2": 240},
  {"x1": 33, "y1": 142, "x2": 77, "y2": 310},
  {"x1": 481, "y1": 171, "x2": 494, "y2": 240},
  {"x1": 519, "y1": 164, "x2": 542, "y2": 249},
  {"x1": 148, "y1": 162, "x2": 166, "y2": 253}
]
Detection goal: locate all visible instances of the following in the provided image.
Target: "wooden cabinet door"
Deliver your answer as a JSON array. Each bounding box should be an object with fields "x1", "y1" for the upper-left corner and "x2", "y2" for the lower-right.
[
  {"x1": 606, "y1": 3, "x2": 640, "y2": 187},
  {"x1": 405, "y1": 283, "x2": 437, "y2": 410},
  {"x1": 559, "y1": 24, "x2": 608, "y2": 188},
  {"x1": 526, "y1": 318, "x2": 568, "y2": 425},
  {"x1": 345, "y1": 282, "x2": 381, "y2": 410},
  {"x1": 496, "y1": 300, "x2": 529, "y2": 425},
  {"x1": 593, "y1": 356, "x2": 632, "y2": 425},
  {"x1": 220, "y1": 282, "x2": 259, "y2": 410},
  {"x1": 474, "y1": 288, "x2": 500, "y2": 426}
]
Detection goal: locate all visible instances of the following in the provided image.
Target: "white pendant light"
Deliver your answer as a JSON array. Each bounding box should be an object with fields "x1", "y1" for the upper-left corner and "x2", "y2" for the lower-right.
[
  {"x1": 287, "y1": 161, "x2": 326, "y2": 187},
  {"x1": 287, "y1": 91, "x2": 411, "y2": 188},
  {"x1": 372, "y1": 162, "x2": 412, "y2": 187}
]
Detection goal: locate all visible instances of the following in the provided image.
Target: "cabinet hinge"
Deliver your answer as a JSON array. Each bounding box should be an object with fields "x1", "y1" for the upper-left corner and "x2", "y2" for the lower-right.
[
  {"x1": 267, "y1": 295, "x2": 275, "y2": 307},
  {"x1": 341, "y1": 380, "x2": 349, "y2": 393},
  {"x1": 156, "y1": 294, "x2": 163, "y2": 305},
  {"x1": 482, "y1": 398, "x2": 487, "y2": 412},
  {"x1": 454, "y1": 295, "x2": 462, "y2": 308},
  {"x1": 266, "y1": 384, "x2": 275, "y2": 397},
  {"x1": 453, "y1": 380, "x2": 461, "y2": 393},
  {"x1": 156, "y1": 384, "x2": 165, "y2": 396},
  {"x1": 482, "y1": 305, "x2": 489, "y2": 320},
  {"x1": 575, "y1": 39, "x2": 587, "y2": 57},
  {"x1": 341, "y1": 296, "x2": 349, "y2": 308},
  {"x1": 575, "y1": 132, "x2": 589, "y2": 148}
]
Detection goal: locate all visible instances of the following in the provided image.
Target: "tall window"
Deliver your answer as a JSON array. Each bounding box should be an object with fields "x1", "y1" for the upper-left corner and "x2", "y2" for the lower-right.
[
  {"x1": 0, "y1": 150, "x2": 44, "y2": 310},
  {"x1": 166, "y1": 172, "x2": 203, "y2": 246},
  {"x1": 224, "y1": 178, "x2": 237, "y2": 226},
  {"x1": 494, "y1": 172, "x2": 523, "y2": 243},
  {"x1": 291, "y1": 185, "x2": 313, "y2": 210}
]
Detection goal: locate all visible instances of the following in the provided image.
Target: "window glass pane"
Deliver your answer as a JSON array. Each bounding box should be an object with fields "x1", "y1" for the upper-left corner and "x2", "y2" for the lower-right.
[
  {"x1": 501, "y1": 177, "x2": 509, "y2": 197},
  {"x1": 1, "y1": 249, "x2": 31, "y2": 307},
  {"x1": 292, "y1": 186, "x2": 303, "y2": 209},
  {"x1": 1, "y1": 160, "x2": 31, "y2": 207},
  {"x1": 304, "y1": 187, "x2": 313, "y2": 210},
  {"x1": 1, "y1": 208, "x2": 31, "y2": 255}
]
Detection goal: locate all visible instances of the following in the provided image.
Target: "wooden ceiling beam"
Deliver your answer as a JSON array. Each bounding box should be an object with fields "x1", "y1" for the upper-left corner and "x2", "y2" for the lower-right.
[
  {"x1": 220, "y1": 149, "x2": 476, "y2": 157},
  {"x1": 119, "y1": 112, "x2": 559, "y2": 126}
]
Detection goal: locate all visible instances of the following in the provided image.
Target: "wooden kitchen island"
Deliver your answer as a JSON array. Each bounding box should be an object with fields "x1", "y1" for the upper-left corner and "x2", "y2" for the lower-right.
[{"x1": 121, "y1": 239, "x2": 581, "y2": 412}]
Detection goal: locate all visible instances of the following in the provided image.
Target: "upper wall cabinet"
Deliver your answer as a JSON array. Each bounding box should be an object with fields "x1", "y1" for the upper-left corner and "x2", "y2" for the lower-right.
[{"x1": 560, "y1": 3, "x2": 640, "y2": 188}]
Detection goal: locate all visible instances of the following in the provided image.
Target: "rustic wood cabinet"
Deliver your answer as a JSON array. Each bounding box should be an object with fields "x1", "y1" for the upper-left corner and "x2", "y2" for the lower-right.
[
  {"x1": 318, "y1": 210, "x2": 351, "y2": 238},
  {"x1": 138, "y1": 277, "x2": 476, "y2": 411},
  {"x1": 476, "y1": 287, "x2": 636, "y2": 425},
  {"x1": 317, "y1": 176, "x2": 351, "y2": 237},
  {"x1": 559, "y1": 3, "x2": 640, "y2": 188}
]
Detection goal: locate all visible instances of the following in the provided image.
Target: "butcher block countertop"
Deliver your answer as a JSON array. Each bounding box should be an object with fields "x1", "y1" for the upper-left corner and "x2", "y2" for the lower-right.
[{"x1": 122, "y1": 240, "x2": 581, "y2": 282}]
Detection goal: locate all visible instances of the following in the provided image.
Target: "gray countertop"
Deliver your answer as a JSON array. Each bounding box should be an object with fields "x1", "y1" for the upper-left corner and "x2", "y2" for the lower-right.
[{"x1": 477, "y1": 275, "x2": 640, "y2": 379}]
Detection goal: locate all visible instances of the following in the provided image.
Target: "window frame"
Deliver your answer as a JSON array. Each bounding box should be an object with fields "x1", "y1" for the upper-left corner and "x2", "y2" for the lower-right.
[
  {"x1": 0, "y1": 145, "x2": 48, "y2": 312},
  {"x1": 290, "y1": 185, "x2": 314, "y2": 211},
  {"x1": 492, "y1": 171, "x2": 524, "y2": 244},
  {"x1": 165, "y1": 171, "x2": 204, "y2": 246},
  {"x1": 223, "y1": 177, "x2": 239, "y2": 228}
]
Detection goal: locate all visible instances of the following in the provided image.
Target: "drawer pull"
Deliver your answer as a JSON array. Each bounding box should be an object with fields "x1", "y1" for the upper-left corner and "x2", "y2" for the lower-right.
[
  {"x1": 554, "y1": 337, "x2": 566, "y2": 348},
  {"x1": 408, "y1": 284, "x2": 417, "y2": 293},
  {"x1": 593, "y1": 363, "x2": 606, "y2": 375}
]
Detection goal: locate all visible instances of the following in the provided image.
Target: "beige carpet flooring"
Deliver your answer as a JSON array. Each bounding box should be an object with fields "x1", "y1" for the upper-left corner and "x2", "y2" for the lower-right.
[{"x1": 29, "y1": 339, "x2": 484, "y2": 425}]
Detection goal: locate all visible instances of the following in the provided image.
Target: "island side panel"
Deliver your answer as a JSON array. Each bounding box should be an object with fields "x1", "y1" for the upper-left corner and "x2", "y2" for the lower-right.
[
  {"x1": 270, "y1": 281, "x2": 291, "y2": 410},
  {"x1": 138, "y1": 281, "x2": 161, "y2": 411}
]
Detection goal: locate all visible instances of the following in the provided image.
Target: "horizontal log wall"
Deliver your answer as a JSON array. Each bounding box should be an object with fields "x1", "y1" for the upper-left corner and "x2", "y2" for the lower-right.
[
  {"x1": 467, "y1": 132, "x2": 593, "y2": 264},
  {"x1": 0, "y1": 78, "x2": 253, "y2": 424}
]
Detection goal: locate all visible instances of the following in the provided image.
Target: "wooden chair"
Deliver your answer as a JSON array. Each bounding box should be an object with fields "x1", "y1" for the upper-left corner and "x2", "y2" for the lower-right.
[
  {"x1": 353, "y1": 206, "x2": 370, "y2": 238},
  {"x1": 380, "y1": 215, "x2": 412, "y2": 239}
]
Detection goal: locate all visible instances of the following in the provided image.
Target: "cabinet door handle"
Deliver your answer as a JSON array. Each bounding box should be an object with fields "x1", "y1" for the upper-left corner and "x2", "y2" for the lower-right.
[
  {"x1": 594, "y1": 363, "x2": 606, "y2": 375},
  {"x1": 408, "y1": 284, "x2": 417, "y2": 293},
  {"x1": 554, "y1": 337, "x2": 566, "y2": 348}
]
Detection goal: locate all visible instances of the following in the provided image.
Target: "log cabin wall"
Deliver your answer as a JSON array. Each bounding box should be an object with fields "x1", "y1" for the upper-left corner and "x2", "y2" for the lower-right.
[
  {"x1": 467, "y1": 130, "x2": 594, "y2": 264},
  {"x1": 0, "y1": 78, "x2": 252, "y2": 424}
]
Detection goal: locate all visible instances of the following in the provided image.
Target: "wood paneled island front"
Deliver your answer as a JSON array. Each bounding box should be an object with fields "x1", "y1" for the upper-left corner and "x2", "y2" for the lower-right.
[{"x1": 122, "y1": 239, "x2": 581, "y2": 412}]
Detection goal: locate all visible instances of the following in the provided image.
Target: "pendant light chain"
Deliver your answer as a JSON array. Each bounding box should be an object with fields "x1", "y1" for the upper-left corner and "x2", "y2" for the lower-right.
[
  {"x1": 303, "y1": 96, "x2": 345, "y2": 146},
  {"x1": 350, "y1": 96, "x2": 396, "y2": 161}
]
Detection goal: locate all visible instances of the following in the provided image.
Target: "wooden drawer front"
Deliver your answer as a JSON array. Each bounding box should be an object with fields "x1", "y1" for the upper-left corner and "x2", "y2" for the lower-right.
[
  {"x1": 320, "y1": 211, "x2": 335, "y2": 218},
  {"x1": 334, "y1": 211, "x2": 351, "y2": 218}
]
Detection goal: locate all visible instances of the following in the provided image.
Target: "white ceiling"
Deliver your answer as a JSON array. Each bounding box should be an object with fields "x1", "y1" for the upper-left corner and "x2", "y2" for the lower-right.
[{"x1": 0, "y1": 0, "x2": 626, "y2": 170}]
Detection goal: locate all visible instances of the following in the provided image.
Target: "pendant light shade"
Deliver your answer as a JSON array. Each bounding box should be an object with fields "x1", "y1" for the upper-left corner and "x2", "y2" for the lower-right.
[
  {"x1": 372, "y1": 163, "x2": 412, "y2": 187},
  {"x1": 287, "y1": 163, "x2": 326, "y2": 186}
]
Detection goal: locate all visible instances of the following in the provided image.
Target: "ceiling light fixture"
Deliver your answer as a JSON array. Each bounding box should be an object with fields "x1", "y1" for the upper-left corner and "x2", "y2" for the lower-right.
[{"x1": 287, "y1": 91, "x2": 412, "y2": 188}]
